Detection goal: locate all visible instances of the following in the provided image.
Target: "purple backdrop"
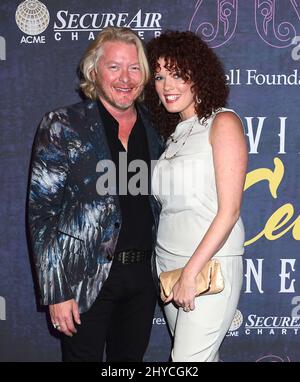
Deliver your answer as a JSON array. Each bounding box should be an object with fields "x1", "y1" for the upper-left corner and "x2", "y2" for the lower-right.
[{"x1": 1, "y1": 0, "x2": 300, "y2": 362}]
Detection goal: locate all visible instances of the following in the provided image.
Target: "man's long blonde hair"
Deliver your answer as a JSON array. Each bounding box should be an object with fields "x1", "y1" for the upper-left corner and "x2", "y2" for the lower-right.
[{"x1": 80, "y1": 27, "x2": 150, "y2": 100}]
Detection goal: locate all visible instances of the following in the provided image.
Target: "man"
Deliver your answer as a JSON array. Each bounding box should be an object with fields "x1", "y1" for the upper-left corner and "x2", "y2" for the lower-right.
[{"x1": 27, "y1": 27, "x2": 163, "y2": 362}]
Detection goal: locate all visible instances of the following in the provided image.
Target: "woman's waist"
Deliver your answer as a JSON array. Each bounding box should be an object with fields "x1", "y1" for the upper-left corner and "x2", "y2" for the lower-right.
[{"x1": 156, "y1": 216, "x2": 245, "y2": 257}]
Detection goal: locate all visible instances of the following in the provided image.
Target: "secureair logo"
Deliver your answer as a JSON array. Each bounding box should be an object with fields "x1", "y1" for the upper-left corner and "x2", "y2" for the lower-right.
[
  {"x1": 226, "y1": 309, "x2": 300, "y2": 336},
  {"x1": 244, "y1": 314, "x2": 300, "y2": 335},
  {"x1": 15, "y1": 0, "x2": 50, "y2": 43},
  {"x1": 53, "y1": 10, "x2": 162, "y2": 41},
  {"x1": 15, "y1": 1, "x2": 162, "y2": 43}
]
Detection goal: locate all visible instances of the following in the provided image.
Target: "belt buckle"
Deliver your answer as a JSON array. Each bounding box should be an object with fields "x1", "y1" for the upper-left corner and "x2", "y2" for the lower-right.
[
  {"x1": 118, "y1": 249, "x2": 147, "y2": 264},
  {"x1": 120, "y1": 251, "x2": 126, "y2": 264}
]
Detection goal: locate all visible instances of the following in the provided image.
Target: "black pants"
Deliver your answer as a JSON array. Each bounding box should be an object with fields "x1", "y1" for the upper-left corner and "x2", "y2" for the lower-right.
[{"x1": 61, "y1": 257, "x2": 157, "y2": 362}]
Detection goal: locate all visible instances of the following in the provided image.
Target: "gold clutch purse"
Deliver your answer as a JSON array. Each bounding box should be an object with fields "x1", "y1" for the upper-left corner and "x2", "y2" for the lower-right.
[{"x1": 159, "y1": 258, "x2": 224, "y2": 302}]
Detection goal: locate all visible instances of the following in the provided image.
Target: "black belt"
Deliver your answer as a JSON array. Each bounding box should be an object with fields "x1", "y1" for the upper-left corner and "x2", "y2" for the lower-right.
[{"x1": 115, "y1": 249, "x2": 152, "y2": 264}]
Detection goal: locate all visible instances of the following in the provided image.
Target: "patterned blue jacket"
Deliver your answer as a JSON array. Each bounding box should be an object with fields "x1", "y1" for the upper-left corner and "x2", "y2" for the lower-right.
[{"x1": 27, "y1": 100, "x2": 163, "y2": 313}]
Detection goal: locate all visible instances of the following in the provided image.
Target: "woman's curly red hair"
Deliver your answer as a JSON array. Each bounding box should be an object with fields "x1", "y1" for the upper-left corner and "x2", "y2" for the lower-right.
[{"x1": 145, "y1": 30, "x2": 229, "y2": 138}]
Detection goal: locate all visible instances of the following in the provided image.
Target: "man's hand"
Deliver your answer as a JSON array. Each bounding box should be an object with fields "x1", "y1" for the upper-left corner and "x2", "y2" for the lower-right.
[{"x1": 49, "y1": 299, "x2": 81, "y2": 337}]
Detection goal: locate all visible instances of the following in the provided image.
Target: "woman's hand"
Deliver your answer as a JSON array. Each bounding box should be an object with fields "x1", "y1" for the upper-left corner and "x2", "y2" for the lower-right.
[{"x1": 164, "y1": 273, "x2": 197, "y2": 312}]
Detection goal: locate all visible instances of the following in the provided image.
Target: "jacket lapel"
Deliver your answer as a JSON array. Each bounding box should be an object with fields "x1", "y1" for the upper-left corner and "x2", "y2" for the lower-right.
[
  {"x1": 137, "y1": 103, "x2": 162, "y2": 239},
  {"x1": 84, "y1": 100, "x2": 113, "y2": 163}
]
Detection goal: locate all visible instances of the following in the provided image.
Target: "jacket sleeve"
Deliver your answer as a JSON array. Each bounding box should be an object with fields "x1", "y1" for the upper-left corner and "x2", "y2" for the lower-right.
[{"x1": 27, "y1": 110, "x2": 74, "y2": 305}]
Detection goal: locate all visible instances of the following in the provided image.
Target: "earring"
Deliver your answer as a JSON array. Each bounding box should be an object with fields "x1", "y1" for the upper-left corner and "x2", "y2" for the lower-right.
[
  {"x1": 158, "y1": 99, "x2": 162, "y2": 105},
  {"x1": 196, "y1": 95, "x2": 202, "y2": 104}
]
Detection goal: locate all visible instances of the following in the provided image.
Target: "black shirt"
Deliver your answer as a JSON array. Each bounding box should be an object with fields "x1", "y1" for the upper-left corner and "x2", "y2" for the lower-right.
[{"x1": 97, "y1": 100, "x2": 154, "y2": 252}]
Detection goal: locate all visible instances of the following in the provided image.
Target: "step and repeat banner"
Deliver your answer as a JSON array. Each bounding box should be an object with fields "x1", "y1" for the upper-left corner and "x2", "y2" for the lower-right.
[{"x1": 1, "y1": 0, "x2": 300, "y2": 362}]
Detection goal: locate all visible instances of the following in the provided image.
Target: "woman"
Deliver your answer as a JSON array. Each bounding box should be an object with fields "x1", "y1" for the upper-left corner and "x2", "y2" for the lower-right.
[{"x1": 145, "y1": 31, "x2": 248, "y2": 362}]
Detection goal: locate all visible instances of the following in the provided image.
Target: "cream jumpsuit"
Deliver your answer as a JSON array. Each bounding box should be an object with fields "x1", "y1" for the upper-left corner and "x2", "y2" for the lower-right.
[{"x1": 152, "y1": 109, "x2": 244, "y2": 362}]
